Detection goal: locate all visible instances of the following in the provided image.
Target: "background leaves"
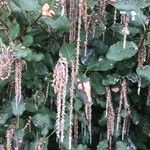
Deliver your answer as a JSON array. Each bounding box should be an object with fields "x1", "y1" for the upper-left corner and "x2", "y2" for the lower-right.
[{"x1": 0, "y1": 0, "x2": 150, "y2": 149}]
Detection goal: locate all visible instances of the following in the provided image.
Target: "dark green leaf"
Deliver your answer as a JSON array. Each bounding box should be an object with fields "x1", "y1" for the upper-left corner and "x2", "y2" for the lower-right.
[
  {"x1": 59, "y1": 43, "x2": 75, "y2": 61},
  {"x1": 23, "y1": 35, "x2": 33, "y2": 46},
  {"x1": 9, "y1": 19, "x2": 20, "y2": 40},
  {"x1": 90, "y1": 73, "x2": 106, "y2": 95},
  {"x1": 32, "y1": 113, "x2": 52, "y2": 130},
  {"x1": 11, "y1": 101, "x2": 26, "y2": 116},
  {"x1": 87, "y1": 56, "x2": 115, "y2": 71},
  {"x1": 102, "y1": 74, "x2": 120, "y2": 86},
  {"x1": 136, "y1": 65, "x2": 150, "y2": 81},
  {"x1": 97, "y1": 140, "x2": 108, "y2": 150},
  {"x1": 106, "y1": 41, "x2": 138, "y2": 61},
  {"x1": 48, "y1": 16, "x2": 70, "y2": 32},
  {"x1": 116, "y1": 141, "x2": 127, "y2": 150},
  {"x1": 73, "y1": 144, "x2": 88, "y2": 150},
  {"x1": 18, "y1": 0, "x2": 40, "y2": 11},
  {"x1": 74, "y1": 98, "x2": 82, "y2": 111}
]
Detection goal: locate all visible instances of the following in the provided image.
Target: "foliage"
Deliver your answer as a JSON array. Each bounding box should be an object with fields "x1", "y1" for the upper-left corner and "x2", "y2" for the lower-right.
[{"x1": 0, "y1": 0, "x2": 150, "y2": 150}]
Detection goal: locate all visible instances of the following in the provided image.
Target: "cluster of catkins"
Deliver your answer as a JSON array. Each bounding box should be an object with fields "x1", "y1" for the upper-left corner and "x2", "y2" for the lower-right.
[
  {"x1": 0, "y1": 44, "x2": 22, "y2": 107},
  {"x1": 52, "y1": 0, "x2": 148, "y2": 150},
  {"x1": 105, "y1": 79, "x2": 131, "y2": 150},
  {"x1": 52, "y1": 0, "x2": 94, "y2": 149}
]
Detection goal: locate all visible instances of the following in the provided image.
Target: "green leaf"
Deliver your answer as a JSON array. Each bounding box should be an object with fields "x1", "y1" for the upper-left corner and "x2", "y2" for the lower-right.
[
  {"x1": 0, "y1": 102, "x2": 12, "y2": 125},
  {"x1": 11, "y1": 101, "x2": 26, "y2": 116},
  {"x1": 80, "y1": 49, "x2": 95, "y2": 66},
  {"x1": 112, "y1": 24, "x2": 140, "y2": 36},
  {"x1": 97, "y1": 140, "x2": 108, "y2": 150},
  {"x1": 32, "y1": 91, "x2": 45, "y2": 107},
  {"x1": 39, "y1": 106, "x2": 56, "y2": 119},
  {"x1": 8, "y1": 1, "x2": 21, "y2": 12},
  {"x1": 131, "y1": 110, "x2": 140, "y2": 125},
  {"x1": 25, "y1": 99, "x2": 37, "y2": 112},
  {"x1": 116, "y1": 141, "x2": 127, "y2": 150},
  {"x1": 34, "y1": 63, "x2": 48, "y2": 76},
  {"x1": 16, "y1": 48, "x2": 44, "y2": 62},
  {"x1": 90, "y1": 73, "x2": 106, "y2": 95},
  {"x1": 9, "y1": 19, "x2": 20, "y2": 40},
  {"x1": 96, "y1": 97, "x2": 106, "y2": 108},
  {"x1": 102, "y1": 74, "x2": 120, "y2": 86},
  {"x1": 135, "y1": 0, "x2": 150, "y2": 8},
  {"x1": 32, "y1": 113, "x2": 53, "y2": 130},
  {"x1": 73, "y1": 144, "x2": 88, "y2": 150},
  {"x1": 87, "y1": 56, "x2": 115, "y2": 71},
  {"x1": 23, "y1": 35, "x2": 33, "y2": 46},
  {"x1": 0, "y1": 113, "x2": 10, "y2": 125},
  {"x1": 113, "y1": 0, "x2": 138, "y2": 11},
  {"x1": 88, "y1": 0, "x2": 99, "y2": 10},
  {"x1": 146, "y1": 32, "x2": 150, "y2": 46},
  {"x1": 49, "y1": 16, "x2": 70, "y2": 32},
  {"x1": 74, "y1": 98, "x2": 82, "y2": 111},
  {"x1": 106, "y1": 41, "x2": 138, "y2": 61},
  {"x1": 136, "y1": 65, "x2": 150, "y2": 81},
  {"x1": 59, "y1": 43, "x2": 75, "y2": 61},
  {"x1": 0, "y1": 38, "x2": 3, "y2": 45},
  {"x1": 98, "y1": 117, "x2": 107, "y2": 127},
  {"x1": 18, "y1": 0, "x2": 40, "y2": 11},
  {"x1": 13, "y1": 130, "x2": 24, "y2": 146}
]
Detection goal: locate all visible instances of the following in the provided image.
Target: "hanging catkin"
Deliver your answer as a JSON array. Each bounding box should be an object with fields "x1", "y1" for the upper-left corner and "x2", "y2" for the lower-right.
[
  {"x1": 121, "y1": 12, "x2": 130, "y2": 49},
  {"x1": 0, "y1": 46, "x2": 14, "y2": 80},
  {"x1": 61, "y1": 0, "x2": 66, "y2": 16},
  {"x1": 75, "y1": 0, "x2": 82, "y2": 76},
  {"x1": 68, "y1": 62, "x2": 76, "y2": 150},
  {"x1": 69, "y1": 0, "x2": 78, "y2": 42},
  {"x1": 116, "y1": 79, "x2": 131, "y2": 140},
  {"x1": 82, "y1": 0, "x2": 89, "y2": 56},
  {"x1": 53, "y1": 57, "x2": 68, "y2": 143},
  {"x1": 69, "y1": 0, "x2": 81, "y2": 150},
  {"x1": 15, "y1": 59, "x2": 22, "y2": 107},
  {"x1": 99, "y1": 0, "x2": 108, "y2": 17},
  {"x1": 73, "y1": 113, "x2": 79, "y2": 144},
  {"x1": 6, "y1": 127, "x2": 14, "y2": 150},
  {"x1": 138, "y1": 45, "x2": 146, "y2": 68},
  {"x1": 105, "y1": 87, "x2": 115, "y2": 150}
]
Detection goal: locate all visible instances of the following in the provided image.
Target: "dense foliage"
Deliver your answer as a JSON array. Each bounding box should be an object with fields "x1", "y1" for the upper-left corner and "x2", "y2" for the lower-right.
[{"x1": 0, "y1": 0, "x2": 150, "y2": 150}]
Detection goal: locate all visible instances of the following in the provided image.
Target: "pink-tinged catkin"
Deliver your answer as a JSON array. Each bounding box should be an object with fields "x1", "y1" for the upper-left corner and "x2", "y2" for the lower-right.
[
  {"x1": 69, "y1": 0, "x2": 78, "y2": 42},
  {"x1": 73, "y1": 113, "x2": 79, "y2": 144},
  {"x1": 116, "y1": 86, "x2": 123, "y2": 131},
  {"x1": 6, "y1": 127, "x2": 14, "y2": 150},
  {"x1": 85, "y1": 105, "x2": 92, "y2": 144},
  {"x1": 138, "y1": 45, "x2": 146, "y2": 68},
  {"x1": 116, "y1": 79, "x2": 131, "y2": 140},
  {"x1": 68, "y1": 62, "x2": 75, "y2": 150},
  {"x1": 105, "y1": 87, "x2": 115, "y2": 150},
  {"x1": 53, "y1": 57, "x2": 68, "y2": 143},
  {"x1": 99, "y1": 0, "x2": 108, "y2": 17},
  {"x1": 75, "y1": 0, "x2": 82, "y2": 76},
  {"x1": 15, "y1": 59, "x2": 22, "y2": 107},
  {"x1": 0, "y1": 46, "x2": 14, "y2": 80},
  {"x1": 82, "y1": 0, "x2": 89, "y2": 56}
]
